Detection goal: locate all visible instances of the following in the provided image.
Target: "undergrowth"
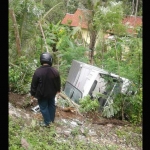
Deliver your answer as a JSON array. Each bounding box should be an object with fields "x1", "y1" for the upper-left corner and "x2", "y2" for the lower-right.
[
  {"x1": 9, "y1": 114, "x2": 142, "y2": 150},
  {"x1": 10, "y1": 115, "x2": 142, "y2": 150}
]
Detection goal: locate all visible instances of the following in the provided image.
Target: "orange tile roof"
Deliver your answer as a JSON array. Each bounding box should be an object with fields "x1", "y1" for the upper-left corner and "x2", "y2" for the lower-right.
[
  {"x1": 61, "y1": 8, "x2": 92, "y2": 29},
  {"x1": 122, "y1": 16, "x2": 142, "y2": 34},
  {"x1": 61, "y1": 9, "x2": 142, "y2": 35},
  {"x1": 122, "y1": 16, "x2": 142, "y2": 27}
]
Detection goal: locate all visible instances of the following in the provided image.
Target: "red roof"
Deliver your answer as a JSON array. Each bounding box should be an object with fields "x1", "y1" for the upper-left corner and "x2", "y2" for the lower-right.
[
  {"x1": 61, "y1": 9, "x2": 142, "y2": 35},
  {"x1": 61, "y1": 9, "x2": 92, "y2": 29},
  {"x1": 122, "y1": 16, "x2": 142, "y2": 34},
  {"x1": 122, "y1": 16, "x2": 142, "y2": 27}
]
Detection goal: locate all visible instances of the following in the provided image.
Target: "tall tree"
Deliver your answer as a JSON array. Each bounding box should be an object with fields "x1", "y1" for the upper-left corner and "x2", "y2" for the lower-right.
[
  {"x1": 74, "y1": 0, "x2": 126, "y2": 64},
  {"x1": 119, "y1": 0, "x2": 142, "y2": 16},
  {"x1": 63, "y1": 0, "x2": 128, "y2": 64},
  {"x1": 9, "y1": 0, "x2": 45, "y2": 56}
]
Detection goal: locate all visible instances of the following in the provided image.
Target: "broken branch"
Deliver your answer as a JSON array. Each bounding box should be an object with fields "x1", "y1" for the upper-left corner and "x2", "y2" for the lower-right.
[{"x1": 58, "y1": 92, "x2": 83, "y2": 116}]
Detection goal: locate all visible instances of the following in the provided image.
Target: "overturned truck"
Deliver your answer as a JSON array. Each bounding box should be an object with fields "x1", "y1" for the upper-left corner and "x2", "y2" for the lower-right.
[{"x1": 64, "y1": 60, "x2": 132, "y2": 111}]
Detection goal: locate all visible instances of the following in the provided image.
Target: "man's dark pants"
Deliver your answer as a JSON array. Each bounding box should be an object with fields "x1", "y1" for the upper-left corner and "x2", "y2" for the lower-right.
[{"x1": 38, "y1": 97, "x2": 56, "y2": 125}]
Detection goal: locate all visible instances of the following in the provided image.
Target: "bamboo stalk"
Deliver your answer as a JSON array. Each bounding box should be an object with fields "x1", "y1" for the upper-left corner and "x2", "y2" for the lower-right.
[
  {"x1": 9, "y1": 9, "x2": 21, "y2": 56},
  {"x1": 38, "y1": 21, "x2": 49, "y2": 52},
  {"x1": 9, "y1": 62, "x2": 19, "y2": 68},
  {"x1": 41, "y1": 2, "x2": 62, "y2": 21},
  {"x1": 37, "y1": 2, "x2": 63, "y2": 53}
]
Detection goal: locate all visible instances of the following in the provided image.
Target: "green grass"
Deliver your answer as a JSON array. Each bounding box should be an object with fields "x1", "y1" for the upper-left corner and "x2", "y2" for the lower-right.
[
  {"x1": 114, "y1": 125, "x2": 142, "y2": 148},
  {"x1": 9, "y1": 116, "x2": 142, "y2": 150}
]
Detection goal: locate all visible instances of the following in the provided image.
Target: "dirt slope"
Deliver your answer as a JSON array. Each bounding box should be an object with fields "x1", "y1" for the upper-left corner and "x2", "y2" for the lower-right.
[
  {"x1": 9, "y1": 92, "x2": 129, "y2": 126},
  {"x1": 9, "y1": 92, "x2": 142, "y2": 150}
]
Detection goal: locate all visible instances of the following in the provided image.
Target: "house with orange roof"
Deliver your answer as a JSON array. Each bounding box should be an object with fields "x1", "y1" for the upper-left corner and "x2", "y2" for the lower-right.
[
  {"x1": 61, "y1": 8, "x2": 91, "y2": 29},
  {"x1": 122, "y1": 15, "x2": 142, "y2": 36},
  {"x1": 61, "y1": 8, "x2": 142, "y2": 59},
  {"x1": 61, "y1": 8, "x2": 142, "y2": 41},
  {"x1": 61, "y1": 8, "x2": 92, "y2": 46}
]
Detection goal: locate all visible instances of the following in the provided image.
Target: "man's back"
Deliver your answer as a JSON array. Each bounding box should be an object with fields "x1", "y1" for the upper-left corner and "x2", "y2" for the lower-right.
[{"x1": 31, "y1": 65, "x2": 61, "y2": 99}]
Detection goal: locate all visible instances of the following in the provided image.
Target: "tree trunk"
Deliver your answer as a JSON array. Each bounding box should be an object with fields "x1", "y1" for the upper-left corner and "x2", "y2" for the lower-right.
[
  {"x1": 89, "y1": 30, "x2": 97, "y2": 65},
  {"x1": 101, "y1": 32, "x2": 105, "y2": 68},
  {"x1": 135, "y1": 0, "x2": 139, "y2": 16},
  {"x1": 9, "y1": 9, "x2": 21, "y2": 56},
  {"x1": 121, "y1": 99, "x2": 125, "y2": 120},
  {"x1": 138, "y1": 50, "x2": 141, "y2": 86},
  {"x1": 19, "y1": 0, "x2": 27, "y2": 43},
  {"x1": 131, "y1": 0, "x2": 135, "y2": 15}
]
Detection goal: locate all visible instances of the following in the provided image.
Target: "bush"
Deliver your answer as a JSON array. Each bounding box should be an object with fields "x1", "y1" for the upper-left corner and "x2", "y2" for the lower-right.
[
  {"x1": 9, "y1": 56, "x2": 38, "y2": 94},
  {"x1": 79, "y1": 95, "x2": 100, "y2": 113}
]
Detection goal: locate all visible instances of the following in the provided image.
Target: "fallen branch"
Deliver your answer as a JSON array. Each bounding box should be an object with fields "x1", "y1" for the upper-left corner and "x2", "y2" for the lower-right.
[
  {"x1": 58, "y1": 106, "x2": 77, "y2": 113},
  {"x1": 58, "y1": 92, "x2": 79, "y2": 108},
  {"x1": 9, "y1": 62, "x2": 19, "y2": 68},
  {"x1": 58, "y1": 92, "x2": 83, "y2": 116}
]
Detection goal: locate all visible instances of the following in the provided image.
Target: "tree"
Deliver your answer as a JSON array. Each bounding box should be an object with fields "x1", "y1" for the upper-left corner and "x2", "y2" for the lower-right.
[
  {"x1": 119, "y1": 0, "x2": 142, "y2": 16},
  {"x1": 64, "y1": 0, "x2": 126, "y2": 64},
  {"x1": 9, "y1": 0, "x2": 45, "y2": 58}
]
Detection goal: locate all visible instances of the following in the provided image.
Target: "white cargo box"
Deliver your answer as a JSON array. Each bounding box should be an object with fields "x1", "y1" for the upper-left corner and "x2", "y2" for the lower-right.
[{"x1": 64, "y1": 60, "x2": 131, "y2": 107}]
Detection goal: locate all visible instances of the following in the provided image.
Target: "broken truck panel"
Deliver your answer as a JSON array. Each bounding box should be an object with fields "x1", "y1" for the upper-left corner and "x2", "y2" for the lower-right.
[{"x1": 64, "y1": 60, "x2": 131, "y2": 106}]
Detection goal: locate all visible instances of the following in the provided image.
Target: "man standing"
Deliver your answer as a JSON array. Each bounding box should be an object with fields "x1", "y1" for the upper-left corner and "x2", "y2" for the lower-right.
[{"x1": 30, "y1": 52, "x2": 61, "y2": 127}]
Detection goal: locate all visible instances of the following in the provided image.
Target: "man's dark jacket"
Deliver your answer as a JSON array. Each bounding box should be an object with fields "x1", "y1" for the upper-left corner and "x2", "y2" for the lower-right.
[{"x1": 30, "y1": 65, "x2": 61, "y2": 99}]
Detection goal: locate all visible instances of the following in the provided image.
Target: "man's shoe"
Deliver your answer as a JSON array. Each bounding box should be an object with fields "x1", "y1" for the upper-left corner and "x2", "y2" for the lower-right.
[{"x1": 39, "y1": 121, "x2": 50, "y2": 127}]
